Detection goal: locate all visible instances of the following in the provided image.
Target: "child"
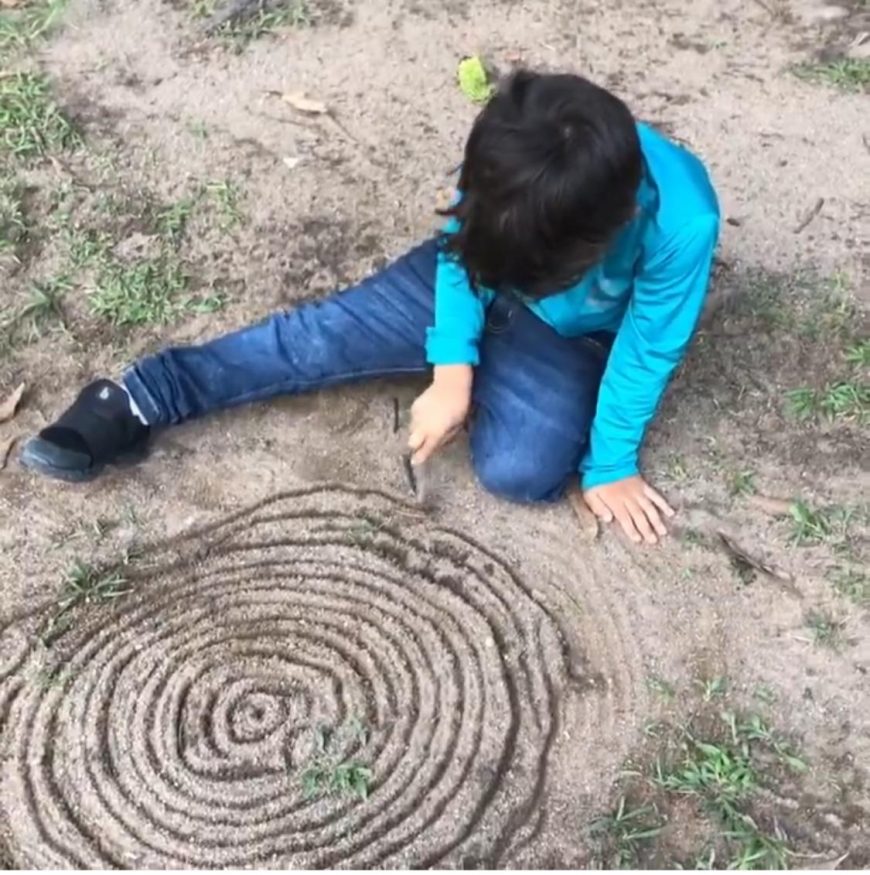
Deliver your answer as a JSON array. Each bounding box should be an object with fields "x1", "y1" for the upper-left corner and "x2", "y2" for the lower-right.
[{"x1": 22, "y1": 70, "x2": 720, "y2": 546}]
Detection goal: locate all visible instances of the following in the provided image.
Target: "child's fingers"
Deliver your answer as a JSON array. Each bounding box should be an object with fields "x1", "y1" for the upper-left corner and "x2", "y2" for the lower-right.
[
  {"x1": 407, "y1": 429, "x2": 426, "y2": 452},
  {"x1": 638, "y1": 497, "x2": 668, "y2": 537},
  {"x1": 409, "y1": 428, "x2": 434, "y2": 464},
  {"x1": 644, "y1": 483, "x2": 675, "y2": 518},
  {"x1": 584, "y1": 492, "x2": 613, "y2": 523},
  {"x1": 435, "y1": 424, "x2": 462, "y2": 450},
  {"x1": 612, "y1": 505, "x2": 643, "y2": 544},
  {"x1": 411, "y1": 435, "x2": 437, "y2": 465},
  {"x1": 627, "y1": 503, "x2": 658, "y2": 545}
]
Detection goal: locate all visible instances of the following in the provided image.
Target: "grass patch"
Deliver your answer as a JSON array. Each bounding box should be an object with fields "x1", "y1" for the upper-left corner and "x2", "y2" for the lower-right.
[
  {"x1": 804, "y1": 610, "x2": 846, "y2": 650},
  {"x1": 728, "y1": 469, "x2": 756, "y2": 497},
  {"x1": 90, "y1": 254, "x2": 226, "y2": 326},
  {"x1": 844, "y1": 339, "x2": 870, "y2": 368},
  {"x1": 187, "y1": 118, "x2": 210, "y2": 140},
  {"x1": 201, "y1": 0, "x2": 313, "y2": 49},
  {"x1": 786, "y1": 381, "x2": 869, "y2": 424},
  {"x1": 696, "y1": 676, "x2": 728, "y2": 703},
  {"x1": 300, "y1": 719, "x2": 372, "y2": 801},
  {"x1": 794, "y1": 58, "x2": 870, "y2": 92},
  {"x1": 786, "y1": 500, "x2": 863, "y2": 553},
  {"x1": 40, "y1": 558, "x2": 132, "y2": 645},
  {"x1": 752, "y1": 685, "x2": 777, "y2": 706},
  {"x1": 646, "y1": 676, "x2": 676, "y2": 700},
  {"x1": 32, "y1": 664, "x2": 74, "y2": 689},
  {"x1": 717, "y1": 269, "x2": 857, "y2": 340},
  {"x1": 0, "y1": 171, "x2": 27, "y2": 254},
  {"x1": 654, "y1": 711, "x2": 806, "y2": 869},
  {"x1": 204, "y1": 178, "x2": 243, "y2": 230},
  {"x1": 684, "y1": 269, "x2": 867, "y2": 432},
  {"x1": 788, "y1": 501, "x2": 834, "y2": 542},
  {"x1": 0, "y1": 273, "x2": 69, "y2": 344},
  {"x1": 65, "y1": 226, "x2": 112, "y2": 270},
  {"x1": 831, "y1": 568, "x2": 868, "y2": 607},
  {"x1": 588, "y1": 797, "x2": 664, "y2": 868},
  {"x1": 0, "y1": 72, "x2": 77, "y2": 159},
  {"x1": 157, "y1": 181, "x2": 244, "y2": 242},
  {"x1": 156, "y1": 196, "x2": 196, "y2": 243},
  {"x1": 302, "y1": 760, "x2": 372, "y2": 800},
  {"x1": 0, "y1": 0, "x2": 66, "y2": 58},
  {"x1": 89, "y1": 253, "x2": 189, "y2": 325},
  {"x1": 664, "y1": 453, "x2": 689, "y2": 483},
  {"x1": 596, "y1": 702, "x2": 809, "y2": 869},
  {"x1": 19, "y1": 274, "x2": 69, "y2": 329},
  {"x1": 10, "y1": 183, "x2": 226, "y2": 334}
]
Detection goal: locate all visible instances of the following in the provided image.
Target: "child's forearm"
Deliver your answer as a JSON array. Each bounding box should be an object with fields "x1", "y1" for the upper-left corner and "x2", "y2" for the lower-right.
[{"x1": 432, "y1": 363, "x2": 473, "y2": 392}]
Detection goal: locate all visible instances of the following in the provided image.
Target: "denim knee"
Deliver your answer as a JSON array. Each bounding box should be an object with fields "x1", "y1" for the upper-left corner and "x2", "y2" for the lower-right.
[{"x1": 472, "y1": 452, "x2": 569, "y2": 503}]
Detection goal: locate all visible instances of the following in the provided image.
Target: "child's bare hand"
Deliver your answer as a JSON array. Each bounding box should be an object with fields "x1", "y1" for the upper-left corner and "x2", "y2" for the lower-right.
[
  {"x1": 408, "y1": 365, "x2": 473, "y2": 465},
  {"x1": 583, "y1": 475, "x2": 675, "y2": 545}
]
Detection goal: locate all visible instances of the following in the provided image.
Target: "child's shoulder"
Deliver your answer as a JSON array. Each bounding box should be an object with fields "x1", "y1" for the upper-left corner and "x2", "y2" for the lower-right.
[{"x1": 637, "y1": 123, "x2": 719, "y2": 235}]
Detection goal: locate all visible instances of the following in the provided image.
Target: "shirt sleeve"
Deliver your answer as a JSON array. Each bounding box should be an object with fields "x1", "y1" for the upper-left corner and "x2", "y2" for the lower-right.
[
  {"x1": 425, "y1": 214, "x2": 486, "y2": 366},
  {"x1": 581, "y1": 213, "x2": 720, "y2": 489}
]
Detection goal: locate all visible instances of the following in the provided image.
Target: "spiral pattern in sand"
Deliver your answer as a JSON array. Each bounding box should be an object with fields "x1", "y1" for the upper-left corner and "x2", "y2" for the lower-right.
[{"x1": 0, "y1": 486, "x2": 571, "y2": 868}]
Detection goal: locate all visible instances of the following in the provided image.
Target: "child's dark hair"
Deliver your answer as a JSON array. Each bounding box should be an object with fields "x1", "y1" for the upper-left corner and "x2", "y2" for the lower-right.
[{"x1": 441, "y1": 70, "x2": 642, "y2": 298}]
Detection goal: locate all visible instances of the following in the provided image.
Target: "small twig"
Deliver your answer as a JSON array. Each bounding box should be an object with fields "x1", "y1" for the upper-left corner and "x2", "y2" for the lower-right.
[
  {"x1": 391, "y1": 397, "x2": 400, "y2": 434},
  {"x1": 402, "y1": 453, "x2": 433, "y2": 508},
  {"x1": 793, "y1": 197, "x2": 824, "y2": 234},
  {"x1": 402, "y1": 453, "x2": 417, "y2": 496}
]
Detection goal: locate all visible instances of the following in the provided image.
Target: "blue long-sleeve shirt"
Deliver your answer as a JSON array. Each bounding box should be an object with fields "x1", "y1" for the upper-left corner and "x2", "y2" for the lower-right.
[{"x1": 425, "y1": 123, "x2": 720, "y2": 488}]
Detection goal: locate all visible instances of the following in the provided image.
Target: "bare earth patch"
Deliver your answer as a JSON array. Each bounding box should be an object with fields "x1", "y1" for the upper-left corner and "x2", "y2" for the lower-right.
[{"x1": 0, "y1": 0, "x2": 868, "y2": 867}]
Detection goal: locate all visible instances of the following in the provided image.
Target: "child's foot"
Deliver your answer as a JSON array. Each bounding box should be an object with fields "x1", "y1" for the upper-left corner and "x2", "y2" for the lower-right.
[{"x1": 21, "y1": 380, "x2": 150, "y2": 482}]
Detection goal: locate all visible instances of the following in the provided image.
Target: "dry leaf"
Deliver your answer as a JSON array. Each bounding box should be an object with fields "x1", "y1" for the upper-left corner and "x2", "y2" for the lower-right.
[
  {"x1": 568, "y1": 486, "x2": 600, "y2": 542},
  {"x1": 281, "y1": 92, "x2": 329, "y2": 115},
  {"x1": 0, "y1": 436, "x2": 16, "y2": 471},
  {"x1": 0, "y1": 0, "x2": 25, "y2": 8},
  {"x1": 0, "y1": 382, "x2": 25, "y2": 423},
  {"x1": 748, "y1": 494, "x2": 794, "y2": 517}
]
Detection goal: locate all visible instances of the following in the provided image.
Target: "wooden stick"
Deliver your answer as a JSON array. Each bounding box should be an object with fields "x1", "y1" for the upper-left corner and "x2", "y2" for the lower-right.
[{"x1": 793, "y1": 197, "x2": 824, "y2": 234}]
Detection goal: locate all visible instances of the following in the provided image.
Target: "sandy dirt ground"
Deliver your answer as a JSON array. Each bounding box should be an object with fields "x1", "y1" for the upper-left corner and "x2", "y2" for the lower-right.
[{"x1": 0, "y1": 0, "x2": 868, "y2": 867}]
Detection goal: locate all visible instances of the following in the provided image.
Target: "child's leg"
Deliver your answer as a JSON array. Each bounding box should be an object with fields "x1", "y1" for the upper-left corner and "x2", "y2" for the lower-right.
[
  {"x1": 124, "y1": 240, "x2": 437, "y2": 426},
  {"x1": 468, "y1": 296, "x2": 612, "y2": 502},
  {"x1": 22, "y1": 241, "x2": 438, "y2": 481}
]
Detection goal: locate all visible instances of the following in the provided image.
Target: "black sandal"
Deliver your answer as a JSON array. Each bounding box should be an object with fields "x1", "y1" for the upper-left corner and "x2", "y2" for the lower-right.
[{"x1": 21, "y1": 380, "x2": 150, "y2": 482}]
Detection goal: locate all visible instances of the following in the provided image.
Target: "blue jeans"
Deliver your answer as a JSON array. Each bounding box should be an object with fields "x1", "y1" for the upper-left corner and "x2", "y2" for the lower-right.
[{"x1": 124, "y1": 240, "x2": 612, "y2": 502}]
